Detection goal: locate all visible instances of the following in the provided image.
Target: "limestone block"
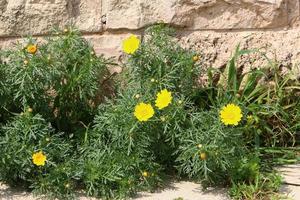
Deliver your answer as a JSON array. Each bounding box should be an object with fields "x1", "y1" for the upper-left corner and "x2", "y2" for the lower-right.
[
  {"x1": 105, "y1": 0, "x2": 290, "y2": 30},
  {"x1": 0, "y1": 0, "x2": 102, "y2": 37}
]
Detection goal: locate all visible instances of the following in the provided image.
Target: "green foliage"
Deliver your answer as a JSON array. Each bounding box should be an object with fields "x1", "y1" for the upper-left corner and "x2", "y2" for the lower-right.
[
  {"x1": 0, "y1": 27, "x2": 112, "y2": 199},
  {"x1": 229, "y1": 172, "x2": 283, "y2": 200},
  {"x1": 0, "y1": 28, "x2": 111, "y2": 132},
  {"x1": 77, "y1": 25, "x2": 199, "y2": 197},
  {"x1": 127, "y1": 25, "x2": 200, "y2": 97},
  {"x1": 0, "y1": 111, "x2": 72, "y2": 187},
  {"x1": 204, "y1": 45, "x2": 300, "y2": 147},
  {"x1": 176, "y1": 110, "x2": 247, "y2": 185},
  {"x1": 32, "y1": 159, "x2": 80, "y2": 200},
  {"x1": 0, "y1": 24, "x2": 297, "y2": 200},
  {"x1": 229, "y1": 156, "x2": 260, "y2": 184}
]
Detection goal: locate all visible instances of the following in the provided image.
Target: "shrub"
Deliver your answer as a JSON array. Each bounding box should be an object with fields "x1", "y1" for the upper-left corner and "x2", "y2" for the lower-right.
[
  {"x1": 0, "y1": 27, "x2": 112, "y2": 199},
  {"x1": 0, "y1": 28, "x2": 111, "y2": 132},
  {"x1": 229, "y1": 172, "x2": 283, "y2": 200},
  {"x1": 0, "y1": 24, "x2": 296, "y2": 200},
  {"x1": 0, "y1": 111, "x2": 72, "y2": 187},
  {"x1": 202, "y1": 45, "x2": 300, "y2": 147},
  {"x1": 176, "y1": 109, "x2": 248, "y2": 185},
  {"x1": 78, "y1": 25, "x2": 200, "y2": 197}
]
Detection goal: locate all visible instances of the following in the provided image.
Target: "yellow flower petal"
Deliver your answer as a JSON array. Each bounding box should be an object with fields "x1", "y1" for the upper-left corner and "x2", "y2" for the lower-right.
[
  {"x1": 122, "y1": 35, "x2": 140, "y2": 54},
  {"x1": 27, "y1": 44, "x2": 37, "y2": 54},
  {"x1": 134, "y1": 102, "x2": 154, "y2": 122},
  {"x1": 220, "y1": 104, "x2": 242, "y2": 126},
  {"x1": 32, "y1": 151, "x2": 47, "y2": 166},
  {"x1": 155, "y1": 89, "x2": 172, "y2": 110},
  {"x1": 142, "y1": 171, "x2": 149, "y2": 177}
]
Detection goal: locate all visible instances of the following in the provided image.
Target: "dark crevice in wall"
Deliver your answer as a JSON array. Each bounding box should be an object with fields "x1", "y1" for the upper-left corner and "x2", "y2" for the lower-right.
[
  {"x1": 66, "y1": 0, "x2": 81, "y2": 18},
  {"x1": 0, "y1": 25, "x2": 297, "y2": 42},
  {"x1": 0, "y1": 0, "x2": 8, "y2": 14}
]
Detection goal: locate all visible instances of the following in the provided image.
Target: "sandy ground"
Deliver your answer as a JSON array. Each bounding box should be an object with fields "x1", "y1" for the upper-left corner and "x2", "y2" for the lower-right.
[
  {"x1": 1, "y1": 165, "x2": 300, "y2": 200},
  {"x1": 0, "y1": 181, "x2": 229, "y2": 200},
  {"x1": 133, "y1": 181, "x2": 228, "y2": 200},
  {"x1": 2, "y1": 181, "x2": 300, "y2": 200},
  {"x1": 278, "y1": 164, "x2": 300, "y2": 200}
]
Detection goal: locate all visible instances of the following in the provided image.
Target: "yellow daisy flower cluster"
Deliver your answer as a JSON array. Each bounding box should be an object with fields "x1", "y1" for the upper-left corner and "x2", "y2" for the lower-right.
[
  {"x1": 134, "y1": 89, "x2": 172, "y2": 122},
  {"x1": 122, "y1": 35, "x2": 140, "y2": 54},
  {"x1": 32, "y1": 151, "x2": 47, "y2": 166},
  {"x1": 27, "y1": 44, "x2": 38, "y2": 54},
  {"x1": 219, "y1": 103, "x2": 242, "y2": 126},
  {"x1": 155, "y1": 89, "x2": 172, "y2": 110},
  {"x1": 134, "y1": 103, "x2": 155, "y2": 122}
]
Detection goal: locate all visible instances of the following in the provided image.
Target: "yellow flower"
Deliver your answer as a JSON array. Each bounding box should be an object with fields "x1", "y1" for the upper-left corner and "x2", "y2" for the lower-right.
[
  {"x1": 32, "y1": 151, "x2": 47, "y2": 166},
  {"x1": 155, "y1": 89, "x2": 172, "y2": 110},
  {"x1": 247, "y1": 115, "x2": 254, "y2": 124},
  {"x1": 122, "y1": 35, "x2": 140, "y2": 54},
  {"x1": 220, "y1": 104, "x2": 242, "y2": 126},
  {"x1": 142, "y1": 171, "x2": 149, "y2": 177},
  {"x1": 134, "y1": 103, "x2": 154, "y2": 122},
  {"x1": 200, "y1": 152, "x2": 207, "y2": 160},
  {"x1": 27, "y1": 44, "x2": 37, "y2": 54},
  {"x1": 193, "y1": 55, "x2": 200, "y2": 62}
]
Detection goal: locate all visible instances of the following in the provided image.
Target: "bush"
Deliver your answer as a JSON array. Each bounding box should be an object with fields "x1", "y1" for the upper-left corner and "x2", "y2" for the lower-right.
[
  {"x1": 176, "y1": 109, "x2": 248, "y2": 185},
  {"x1": 0, "y1": 24, "x2": 297, "y2": 200},
  {"x1": 0, "y1": 27, "x2": 112, "y2": 199},
  {"x1": 203, "y1": 46, "x2": 300, "y2": 147},
  {"x1": 0, "y1": 112, "x2": 72, "y2": 187},
  {"x1": 77, "y1": 25, "x2": 200, "y2": 197},
  {"x1": 0, "y1": 28, "x2": 111, "y2": 132}
]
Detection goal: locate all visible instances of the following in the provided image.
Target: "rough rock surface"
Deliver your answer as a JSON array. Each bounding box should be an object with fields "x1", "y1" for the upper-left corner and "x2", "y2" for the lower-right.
[
  {"x1": 0, "y1": 0, "x2": 103, "y2": 36},
  {"x1": 1, "y1": 0, "x2": 299, "y2": 36},
  {"x1": 278, "y1": 164, "x2": 300, "y2": 199},
  {"x1": 178, "y1": 29, "x2": 300, "y2": 69},
  {"x1": 1, "y1": 0, "x2": 300, "y2": 67},
  {"x1": 105, "y1": 0, "x2": 296, "y2": 30}
]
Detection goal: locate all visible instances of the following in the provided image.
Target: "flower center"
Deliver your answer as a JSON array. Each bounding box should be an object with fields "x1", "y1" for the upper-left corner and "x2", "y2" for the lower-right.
[{"x1": 226, "y1": 112, "x2": 235, "y2": 120}]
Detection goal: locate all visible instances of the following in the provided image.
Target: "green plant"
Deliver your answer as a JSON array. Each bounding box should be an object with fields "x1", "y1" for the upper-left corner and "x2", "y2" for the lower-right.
[
  {"x1": 0, "y1": 111, "x2": 72, "y2": 187},
  {"x1": 176, "y1": 109, "x2": 248, "y2": 185},
  {"x1": 0, "y1": 24, "x2": 297, "y2": 200},
  {"x1": 0, "y1": 27, "x2": 113, "y2": 199},
  {"x1": 126, "y1": 25, "x2": 200, "y2": 97},
  {"x1": 229, "y1": 172, "x2": 283, "y2": 200},
  {"x1": 203, "y1": 46, "x2": 300, "y2": 148},
  {"x1": 0, "y1": 28, "x2": 111, "y2": 132},
  {"x1": 77, "y1": 25, "x2": 200, "y2": 197}
]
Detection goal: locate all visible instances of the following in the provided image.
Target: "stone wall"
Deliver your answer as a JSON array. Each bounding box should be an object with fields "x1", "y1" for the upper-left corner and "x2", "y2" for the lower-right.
[{"x1": 1, "y1": 0, "x2": 300, "y2": 68}]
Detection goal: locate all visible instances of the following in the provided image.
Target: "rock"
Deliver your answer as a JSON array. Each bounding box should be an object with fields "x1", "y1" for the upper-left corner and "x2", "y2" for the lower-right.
[
  {"x1": 0, "y1": 0, "x2": 103, "y2": 36},
  {"x1": 0, "y1": 0, "x2": 300, "y2": 69},
  {"x1": 278, "y1": 164, "x2": 300, "y2": 199},
  {"x1": 105, "y1": 0, "x2": 295, "y2": 30},
  {"x1": 178, "y1": 29, "x2": 300, "y2": 69},
  {"x1": 0, "y1": 0, "x2": 299, "y2": 36},
  {"x1": 280, "y1": 185, "x2": 300, "y2": 199},
  {"x1": 278, "y1": 164, "x2": 300, "y2": 185}
]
